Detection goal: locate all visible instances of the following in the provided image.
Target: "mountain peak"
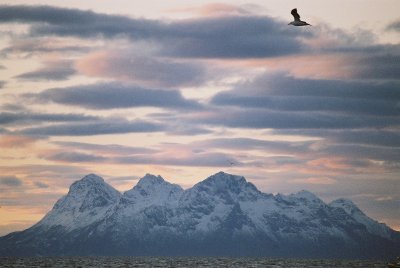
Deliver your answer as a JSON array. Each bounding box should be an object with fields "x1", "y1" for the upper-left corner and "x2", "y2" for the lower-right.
[
  {"x1": 190, "y1": 171, "x2": 260, "y2": 201},
  {"x1": 291, "y1": 190, "x2": 320, "y2": 200},
  {"x1": 64, "y1": 173, "x2": 119, "y2": 202},
  {"x1": 136, "y1": 173, "x2": 165, "y2": 187},
  {"x1": 330, "y1": 198, "x2": 363, "y2": 215},
  {"x1": 205, "y1": 171, "x2": 246, "y2": 184},
  {"x1": 39, "y1": 174, "x2": 120, "y2": 229},
  {"x1": 57, "y1": 174, "x2": 120, "y2": 211},
  {"x1": 81, "y1": 173, "x2": 104, "y2": 182},
  {"x1": 69, "y1": 173, "x2": 105, "y2": 190},
  {"x1": 123, "y1": 173, "x2": 183, "y2": 202}
]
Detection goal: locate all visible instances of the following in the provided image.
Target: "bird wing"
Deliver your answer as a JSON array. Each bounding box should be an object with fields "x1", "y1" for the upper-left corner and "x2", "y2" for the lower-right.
[{"x1": 291, "y1": 8, "x2": 300, "y2": 21}]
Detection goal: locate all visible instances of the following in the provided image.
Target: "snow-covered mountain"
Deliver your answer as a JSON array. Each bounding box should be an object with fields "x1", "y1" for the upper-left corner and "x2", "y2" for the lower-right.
[{"x1": 0, "y1": 171, "x2": 399, "y2": 259}]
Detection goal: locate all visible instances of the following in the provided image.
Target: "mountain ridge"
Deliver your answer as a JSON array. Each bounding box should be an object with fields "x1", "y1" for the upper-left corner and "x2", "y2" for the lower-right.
[{"x1": 0, "y1": 171, "x2": 399, "y2": 259}]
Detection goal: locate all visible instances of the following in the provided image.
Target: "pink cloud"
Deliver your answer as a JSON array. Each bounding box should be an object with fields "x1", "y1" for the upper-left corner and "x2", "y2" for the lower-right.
[
  {"x1": 227, "y1": 54, "x2": 357, "y2": 80},
  {"x1": 167, "y1": 3, "x2": 258, "y2": 17},
  {"x1": 0, "y1": 135, "x2": 38, "y2": 148},
  {"x1": 75, "y1": 50, "x2": 207, "y2": 87}
]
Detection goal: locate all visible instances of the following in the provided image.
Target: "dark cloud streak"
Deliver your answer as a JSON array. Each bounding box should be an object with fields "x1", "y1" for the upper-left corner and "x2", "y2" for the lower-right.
[
  {"x1": 53, "y1": 141, "x2": 159, "y2": 155},
  {"x1": 26, "y1": 83, "x2": 202, "y2": 110},
  {"x1": 44, "y1": 152, "x2": 107, "y2": 163},
  {"x1": 0, "y1": 111, "x2": 97, "y2": 125},
  {"x1": 205, "y1": 73, "x2": 400, "y2": 130},
  {"x1": 15, "y1": 60, "x2": 76, "y2": 81},
  {"x1": 386, "y1": 20, "x2": 400, "y2": 32},
  {"x1": 19, "y1": 119, "x2": 165, "y2": 136},
  {"x1": 0, "y1": 176, "x2": 23, "y2": 187},
  {"x1": 212, "y1": 95, "x2": 399, "y2": 116},
  {"x1": 0, "y1": 5, "x2": 308, "y2": 59},
  {"x1": 194, "y1": 108, "x2": 398, "y2": 129}
]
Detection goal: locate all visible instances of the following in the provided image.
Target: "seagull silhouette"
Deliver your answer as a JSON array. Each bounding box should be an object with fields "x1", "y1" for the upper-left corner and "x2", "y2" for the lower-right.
[{"x1": 289, "y1": 8, "x2": 311, "y2": 26}]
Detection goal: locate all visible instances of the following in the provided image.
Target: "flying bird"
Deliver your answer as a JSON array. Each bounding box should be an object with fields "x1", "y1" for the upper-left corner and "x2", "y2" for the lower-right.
[{"x1": 289, "y1": 8, "x2": 311, "y2": 26}]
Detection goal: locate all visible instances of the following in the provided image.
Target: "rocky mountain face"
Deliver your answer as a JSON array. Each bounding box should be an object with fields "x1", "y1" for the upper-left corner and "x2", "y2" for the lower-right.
[{"x1": 0, "y1": 172, "x2": 399, "y2": 259}]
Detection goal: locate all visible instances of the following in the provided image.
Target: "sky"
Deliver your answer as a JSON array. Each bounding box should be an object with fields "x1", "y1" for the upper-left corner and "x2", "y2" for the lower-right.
[{"x1": 0, "y1": 0, "x2": 399, "y2": 236}]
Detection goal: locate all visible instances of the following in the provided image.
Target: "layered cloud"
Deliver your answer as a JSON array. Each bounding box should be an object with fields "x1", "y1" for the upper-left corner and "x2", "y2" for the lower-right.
[
  {"x1": 25, "y1": 83, "x2": 202, "y2": 110},
  {"x1": 75, "y1": 51, "x2": 209, "y2": 87},
  {"x1": 53, "y1": 141, "x2": 158, "y2": 155},
  {"x1": 0, "y1": 37, "x2": 93, "y2": 56},
  {"x1": 213, "y1": 75, "x2": 399, "y2": 110},
  {"x1": 19, "y1": 119, "x2": 164, "y2": 136},
  {"x1": 15, "y1": 60, "x2": 76, "y2": 81},
  {"x1": 207, "y1": 72, "x2": 400, "y2": 129},
  {"x1": 0, "y1": 5, "x2": 308, "y2": 59},
  {"x1": 0, "y1": 111, "x2": 97, "y2": 126}
]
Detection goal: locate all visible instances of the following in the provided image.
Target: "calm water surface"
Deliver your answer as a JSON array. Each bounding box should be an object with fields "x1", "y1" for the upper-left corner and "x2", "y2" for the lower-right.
[{"x1": 0, "y1": 257, "x2": 388, "y2": 268}]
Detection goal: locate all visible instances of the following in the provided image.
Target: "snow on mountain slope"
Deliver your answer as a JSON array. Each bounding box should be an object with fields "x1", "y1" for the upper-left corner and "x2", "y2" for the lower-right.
[
  {"x1": 176, "y1": 172, "x2": 263, "y2": 233},
  {"x1": 123, "y1": 174, "x2": 183, "y2": 209},
  {"x1": 33, "y1": 172, "x2": 398, "y2": 241},
  {"x1": 36, "y1": 174, "x2": 121, "y2": 230},
  {"x1": 330, "y1": 198, "x2": 393, "y2": 239},
  {"x1": 0, "y1": 171, "x2": 399, "y2": 258}
]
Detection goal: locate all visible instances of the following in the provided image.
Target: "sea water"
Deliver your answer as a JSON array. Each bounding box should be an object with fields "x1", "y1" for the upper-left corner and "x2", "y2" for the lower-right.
[{"x1": 0, "y1": 257, "x2": 388, "y2": 267}]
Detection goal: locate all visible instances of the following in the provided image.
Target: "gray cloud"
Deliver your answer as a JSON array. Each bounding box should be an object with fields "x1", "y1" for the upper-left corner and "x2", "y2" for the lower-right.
[
  {"x1": 0, "y1": 103, "x2": 28, "y2": 112},
  {"x1": 166, "y1": 125, "x2": 213, "y2": 136},
  {"x1": 44, "y1": 152, "x2": 107, "y2": 163},
  {"x1": 320, "y1": 43, "x2": 400, "y2": 80},
  {"x1": 386, "y1": 20, "x2": 400, "y2": 32},
  {"x1": 2, "y1": 4, "x2": 397, "y2": 71},
  {"x1": 212, "y1": 94, "x2": 399, "y2": 116},
  {"x1": 0, "y1": 111, "x2": 97, "y2": 126},
  {"x1": 274, "y1": 129, "x2": 400, "y2": 148},
  {"x1": 0, "y1": 176, "x2": 23, "y2": 187},
  {"x1": 267, "y1": 128, "x2": 400, "y2": 173},
  {"x1": 34, "y1": 181, "x2": 49, "y2": 189},
  {"x1": 149, "y1": 112, "x2": 214, "y2": 135},
  {"x1": 15, "y1": 60, "x2": 76, "y2": 81},
  {"x1": 0, "y1": 5, "x2": 147, "y2": 36},
  {"x1": 194, "y1": 108, "x2": 397, "y2": 129},
  {"x1": 78, "y1": 53, "x2": 209, "y2": 88},
  {"x1": 231, "y1": 73, "x2": 400, "y2": 100},
  {"x1": 53, "y1": 141, "x2": 158, "y2": 155},
  {"x1": 330, "y1": 130, "x2": 400, "y2": 148},
  {"x1": 42, "y1": 147, "x2": 240, "y2": 167},
  {"x1": 205, "y1": 73, "x2": 400, "y2": 129},
  {"x1": 192, "y1": 137, "x2": 313, "y2": 154},
  {"x1": 1, "y1": 38, "x2": 92, "y2": 56},
  {"x1": 322, "y1": 144, "x2": 400, "y2": 163},
  {"x1": 350, "y1": 52, "x2": 400, "y2": 80},
  {"x1": 26, "y1": 83, "x2": 202, "y2": 110},
  {"x1": 0, "y1": 5, "x2": 308, "y2": 59},
  {"x1": 114, "y1": 151, "x2": 240, "y2": 167},
  {"x1": 156, "y1": 16, "x2": 308, "y2": 58},
  {"x1": 19, "y1": 119, "x2": 165, "y2": 136}
]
